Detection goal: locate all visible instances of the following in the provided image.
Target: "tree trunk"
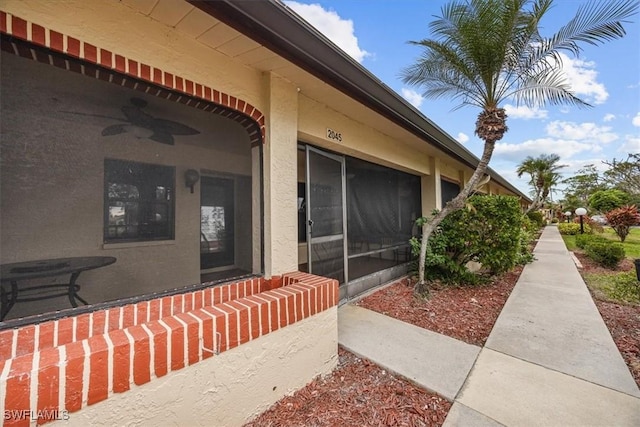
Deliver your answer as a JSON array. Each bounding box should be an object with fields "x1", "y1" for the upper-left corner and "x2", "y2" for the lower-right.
[
  {"x1": 415, "y1": 139, "x2": 497, "y2": 297},
  {"x1": 525, "y1": 193, "x2": 542, "y2": 214}
]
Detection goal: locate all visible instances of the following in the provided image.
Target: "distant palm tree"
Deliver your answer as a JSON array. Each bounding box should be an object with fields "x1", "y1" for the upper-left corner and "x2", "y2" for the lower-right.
[
  {"x1": 401, "y1": 0, "x2": 638, "y2": 296},
  {"x1": 517, "y1": 154, "x2": 566, "y2": 213}
]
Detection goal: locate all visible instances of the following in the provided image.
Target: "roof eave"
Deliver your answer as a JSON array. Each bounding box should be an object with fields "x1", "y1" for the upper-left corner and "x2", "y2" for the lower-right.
[{"x1": 189, "y1": 0, "x2": 531, "y2": 202}]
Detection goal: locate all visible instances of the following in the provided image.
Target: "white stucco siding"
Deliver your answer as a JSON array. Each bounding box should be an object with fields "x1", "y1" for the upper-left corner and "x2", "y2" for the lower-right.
[
  {"x1": 297, "y1": 94, "x2": 432, "y2": 176},
  {"x1": 262, "y1": 73, "x2": 300, "y2": 277}
]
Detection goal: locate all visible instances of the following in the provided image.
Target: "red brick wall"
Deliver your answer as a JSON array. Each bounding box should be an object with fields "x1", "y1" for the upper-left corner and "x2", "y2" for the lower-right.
[{"x1": 0, "y1": 272, "x2": 338, "y2": 426}]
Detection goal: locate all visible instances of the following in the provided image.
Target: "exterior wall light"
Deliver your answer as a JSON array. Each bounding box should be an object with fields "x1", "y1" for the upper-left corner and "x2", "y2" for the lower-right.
[
  {"x1": 575, "y1": 207, "x2": 587, "y2": 234},
  {"x1": 185, "y1": 169, "x2": 200, "y2": 194}
]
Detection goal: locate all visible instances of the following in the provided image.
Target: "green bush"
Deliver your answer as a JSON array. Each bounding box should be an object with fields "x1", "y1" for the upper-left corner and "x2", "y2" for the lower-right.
[
  {"x1": 584, "y1": 241, "x2": 626, "y2": 268},
  {"x1": 575, "y1": 234, "x2": 607, "y2": 249},
  {"x1": 602, "y1": 271, "x2": 640, "y2": 303},
  {"x1": 551, "y1": 218, "x2": 559, "y2": 224},
  {"x1": 558, "y1": 223, "x2": 579, "y2": 235},
  {"x1": 412, "y1": 195, "x2": 530, "y2": 285},
  {"x1": 526, "y1": 211, "x2": 545, "y2": 228},
  {"x1": 558, "y1": 222, "x2": 592, "y2": 235}
]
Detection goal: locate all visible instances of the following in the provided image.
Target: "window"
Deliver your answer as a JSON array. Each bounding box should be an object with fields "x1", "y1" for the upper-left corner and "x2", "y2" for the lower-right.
[
  {"x1": 104, "y1": 159, "x2": 175, "y2": 242},
  {"x1": 441, "y1": 179, "x2": 460, "y2": 206}
]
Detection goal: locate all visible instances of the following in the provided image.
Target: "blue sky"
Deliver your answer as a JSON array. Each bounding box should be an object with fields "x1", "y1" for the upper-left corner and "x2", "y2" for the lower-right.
[{"x1": 283, "y1": 0, "x2": 640, "y2": 198}]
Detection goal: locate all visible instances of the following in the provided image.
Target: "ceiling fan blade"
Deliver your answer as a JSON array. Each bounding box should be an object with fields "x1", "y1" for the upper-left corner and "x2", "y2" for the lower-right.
[
  {"x1": 121, "y1": 105, "x2": 154, "y2": 126},
  {"x1": 149, "y1": 131, "x2": 175, "y2": 145},
  {"x1": 101, "y1": 124, "x2": 127, "y2": 136},
  {"x1": 153, "y1": 119, "x2": 200, "y2": 135}
]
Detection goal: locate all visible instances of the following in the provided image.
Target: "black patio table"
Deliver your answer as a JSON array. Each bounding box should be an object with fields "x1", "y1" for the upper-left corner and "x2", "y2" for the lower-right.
[{"x1": 0, "y1": 256, "x2": 116, "y2": 321}]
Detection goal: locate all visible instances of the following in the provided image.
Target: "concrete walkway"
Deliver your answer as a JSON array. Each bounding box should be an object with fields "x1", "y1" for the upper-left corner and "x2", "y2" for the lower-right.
[{"x1": 338, "y1": 226, "x2": 640, "y2": 426}]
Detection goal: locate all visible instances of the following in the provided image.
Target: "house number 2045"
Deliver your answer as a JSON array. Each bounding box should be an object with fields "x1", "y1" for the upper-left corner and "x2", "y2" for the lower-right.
[{"x1": 326, "y1": 128, "x2": 342, "y2": 142}]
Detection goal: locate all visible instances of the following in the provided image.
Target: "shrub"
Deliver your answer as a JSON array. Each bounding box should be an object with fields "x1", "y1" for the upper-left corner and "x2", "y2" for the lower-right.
[
  {"x1": 575, "y1": 233, "x2": 607, "y2": 249},
  {"x1": 551, "y1": 218, "x2": 558, "y2": 224},
  {"x1": 605, "y1": 205, "x2": 640, "y2": 242},
  {"x1": 602, "y1": 271, "x2": 640, "y2": 303},
  {"x1": 583, "y1": 216, "x2": 604, "y2": 234},
  {"x1": 412, "y1": 195, "x2": 528, "y2": 285},
  {"x1": 557, "y1": 223, "x2": 586, "y2": 235},
  {"x1": 584, "y1": 241, "x2": 625, "y2": 268},
  {"x1": 526, "y1": 211, "x2": 545, "y2": 228},
  {"x1": 572, "y1": 217, "x2": 594, "y2": 234}
]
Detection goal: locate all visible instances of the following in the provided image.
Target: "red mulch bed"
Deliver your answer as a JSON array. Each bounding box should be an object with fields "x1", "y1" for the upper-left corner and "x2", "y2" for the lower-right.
[
  {"x1": 356, "y1": 268, "x2": 522, "y2": 347},
  {"x1": 244, "y1": 269, "x2": 522, "y2": 427},
  {"x1": 245, "y1": 348, "x2": 451, "y2": 427},
  {"x1": 594, "y1": 299, "x2": 640, "y2": 388}
]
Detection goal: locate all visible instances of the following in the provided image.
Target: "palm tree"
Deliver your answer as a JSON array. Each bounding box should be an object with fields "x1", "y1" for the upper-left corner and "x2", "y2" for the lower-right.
[
  {"x1": 517, "y1": 154, "x2": 566, "y2": 213},
  {"x1": 401, "y1": 0, "x2": 638, "y2": 296}
]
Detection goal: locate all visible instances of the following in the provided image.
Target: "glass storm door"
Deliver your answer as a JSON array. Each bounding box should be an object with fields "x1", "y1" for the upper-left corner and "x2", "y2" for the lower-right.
[
  {"x1": 306, "y1": 146, "x2": 347, "y2": 284},
  {"x1": 200, "y1": 177, "x2": 234, "y2": 270}
]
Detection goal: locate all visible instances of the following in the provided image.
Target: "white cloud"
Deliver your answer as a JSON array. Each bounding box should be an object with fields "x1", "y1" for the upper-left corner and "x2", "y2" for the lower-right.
[
  {"x1": 504, "y1": 104, "x2": 547, "y2": 120},
  {"x1": 603, "y1": 114, "x2": 615, "y2": 122},
  {"x1": 400, "y1": 88, "x2": 423, "y2": 109},
  {"x1": 545, "y1": 120, "x2": 618, "y2": 144},
  {"x1": 632, "y1": 112, "x2": 640, "y2": 127},
  {"x1": 456, "y1": 132, "x2": 469, "y2": 143},
  {"x1": 557, "y1": 53, "x2": 608, "y2": 105},
  {"x1": 494, "y1": 138, "x2": 599, "y2": 161},
  {"x1": 619, "y1": 135, "x2": 640, "y2": 153},
  {"x1": 284, "y1": 1, "x2": 369, "y2": 62}
]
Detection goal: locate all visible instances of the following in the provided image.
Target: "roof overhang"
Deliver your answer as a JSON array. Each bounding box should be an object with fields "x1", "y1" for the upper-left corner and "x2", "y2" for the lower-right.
[{"x1": 189, "y1": 0, "x2": 530, "y2": 201}]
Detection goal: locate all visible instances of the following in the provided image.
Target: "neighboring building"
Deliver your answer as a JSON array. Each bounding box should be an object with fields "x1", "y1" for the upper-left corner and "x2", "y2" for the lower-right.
[{"x1": 0, "y1": 1, "x2": 530, "y2": 425}]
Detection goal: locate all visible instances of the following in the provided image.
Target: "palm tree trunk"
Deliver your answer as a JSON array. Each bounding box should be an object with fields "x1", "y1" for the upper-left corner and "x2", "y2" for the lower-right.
[
  {"x1": 525, "y1": 192, "x2": 542, "y2": 214},
  {"x1": 415, "y1": 139, "x2": 496, "y2": 297}
]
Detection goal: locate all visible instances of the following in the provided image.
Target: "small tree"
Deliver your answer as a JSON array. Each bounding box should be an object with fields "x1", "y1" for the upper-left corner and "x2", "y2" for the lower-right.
[
  {"x1": 400, "y1": 0, "x2": 638, "y2": 297},
  {"x1": 605, "y1": 205, "x2": 640, "y2": 242},
  {"x1": 517, "y1": 154, "x2": 566, "y2": 213},
  {"x1": 589, "y1": 189, "x2": 632, "y2": 213},
  {"x1": 603, "y1": 153, "x2": 640, "y2": 196}
]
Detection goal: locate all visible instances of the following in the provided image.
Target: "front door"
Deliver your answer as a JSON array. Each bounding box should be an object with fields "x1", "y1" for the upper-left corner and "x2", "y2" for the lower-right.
[
  {"x1": 305, "y1": 146, "x2": 347, "y2": 284},
  {"x1": 200, "y1": 177, "x2": 234, "y2": 270}
]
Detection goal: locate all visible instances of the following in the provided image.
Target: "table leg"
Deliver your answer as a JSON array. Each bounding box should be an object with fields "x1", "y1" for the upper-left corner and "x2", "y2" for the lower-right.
[
  {"x1": 1, "y1": 281, "x2": 18, "y2": 321},
  {"x1": 67, "y1": 272, "x2": 88, "y2": 307}
]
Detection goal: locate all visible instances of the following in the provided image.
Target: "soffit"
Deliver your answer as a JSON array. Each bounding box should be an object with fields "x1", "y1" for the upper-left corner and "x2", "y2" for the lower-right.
[
  {"x1": 120, "y1": 0, "x2": 436, "y2": 155},
  {"x1": 120, "y1": 0, "x2": 528, "y2": 199}
]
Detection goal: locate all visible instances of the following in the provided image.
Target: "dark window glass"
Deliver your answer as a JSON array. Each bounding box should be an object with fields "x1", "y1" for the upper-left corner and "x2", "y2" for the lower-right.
[
  {"x1": 346, "y1": 157, "x2": 421, "y2": 257},
  {"x1": 104, "y1": 159, "x2": 175, "y2": 242},
  {"x1": 441, "y1": 179, "x2": 460, "y2": 206}
]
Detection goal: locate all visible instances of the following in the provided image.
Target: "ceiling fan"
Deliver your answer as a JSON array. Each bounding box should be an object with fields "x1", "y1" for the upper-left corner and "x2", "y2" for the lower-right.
[{"x1": 62, "y1": 97, "x2": 200, "y2": 145}]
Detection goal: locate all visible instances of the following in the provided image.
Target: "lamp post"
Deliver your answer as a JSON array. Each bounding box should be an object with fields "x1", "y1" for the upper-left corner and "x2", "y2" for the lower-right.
[
  {"x1": 564, "y1": 211, "x2": 571, "y2": 223},
  {"x1": 575, "y1": 207, "x2": 587, "y2": 234}
]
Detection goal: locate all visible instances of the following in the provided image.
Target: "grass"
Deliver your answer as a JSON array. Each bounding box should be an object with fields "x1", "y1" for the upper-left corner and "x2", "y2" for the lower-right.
[
  {"x1": 560, "y1": 227, "x2": 640, "y2": 259},
  {"x1": 597, "y1": 227, "x2": 640, "y2": 258},
  {"x1": 560, "y1": 227, "x2": 640, "y2": 306},
  {"x1": 584, "y1": 270, "x2": 640, "y2": 304}
]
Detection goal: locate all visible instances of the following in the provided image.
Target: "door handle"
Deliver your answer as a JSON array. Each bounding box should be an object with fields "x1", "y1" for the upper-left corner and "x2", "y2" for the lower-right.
[{"x1": 308, "y1": 219, "x2": 314, "y2": 227}]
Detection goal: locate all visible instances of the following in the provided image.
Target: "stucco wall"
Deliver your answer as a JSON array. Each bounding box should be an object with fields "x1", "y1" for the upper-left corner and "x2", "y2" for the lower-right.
[
  {"x1": 50, "y1": 307, "x2": 338, "y2": 427},
  {"x1": 297, "y1": 94, "x2": 432, "y2": 176},
  {"x1": 262, "y1": 73, "x2": 300, "y2": 277}
]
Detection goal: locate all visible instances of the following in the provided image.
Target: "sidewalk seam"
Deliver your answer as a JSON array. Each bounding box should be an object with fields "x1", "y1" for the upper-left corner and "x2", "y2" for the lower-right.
[{"x1": 483, "y1": 346, "x2": 640, "y2": 400}]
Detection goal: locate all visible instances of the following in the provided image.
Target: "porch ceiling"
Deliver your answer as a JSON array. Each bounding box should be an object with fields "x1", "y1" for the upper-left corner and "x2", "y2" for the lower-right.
[{"x1": 119, "y1": 0, "x2": 441, "y2": 157}]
